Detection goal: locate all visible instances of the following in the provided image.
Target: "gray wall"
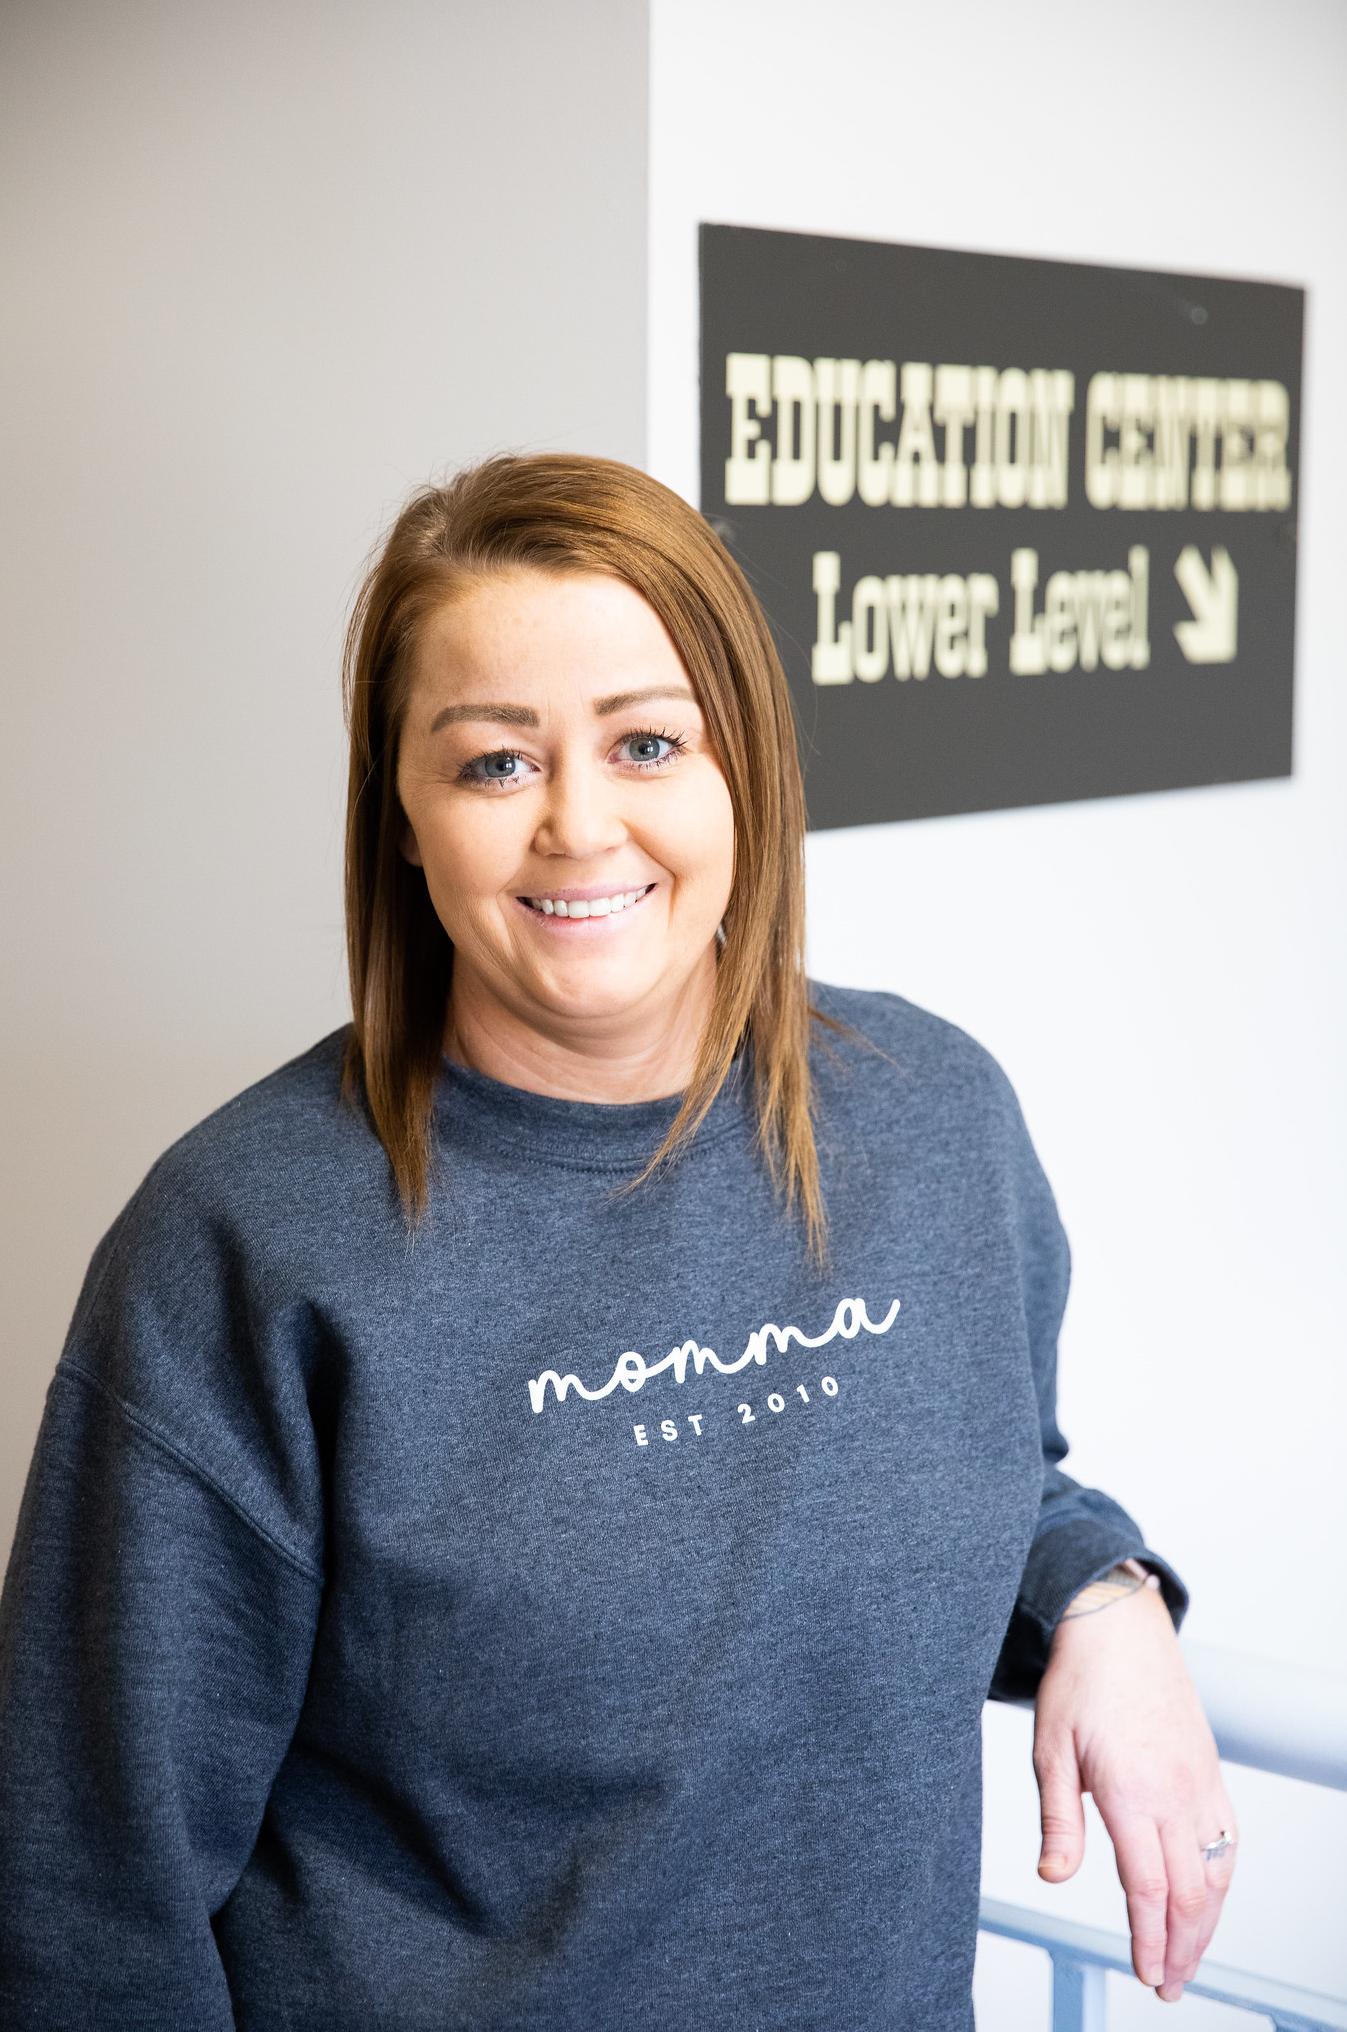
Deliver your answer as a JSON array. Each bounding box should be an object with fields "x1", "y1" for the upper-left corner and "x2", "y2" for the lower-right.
[{"x1": 1, "y1": 0, "x2": 648, "y2": 1549}]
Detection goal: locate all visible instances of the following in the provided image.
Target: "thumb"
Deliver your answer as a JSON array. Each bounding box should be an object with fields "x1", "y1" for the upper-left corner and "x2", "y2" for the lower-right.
[{"x1": 1035, "y1": 1732, "x2": 1086, "y2": 1882}]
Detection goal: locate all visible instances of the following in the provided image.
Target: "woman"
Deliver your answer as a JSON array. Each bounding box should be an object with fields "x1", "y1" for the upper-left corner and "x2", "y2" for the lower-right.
[{"x1": 0, "y1": 451, "x2": 1236, "y2": 2027}]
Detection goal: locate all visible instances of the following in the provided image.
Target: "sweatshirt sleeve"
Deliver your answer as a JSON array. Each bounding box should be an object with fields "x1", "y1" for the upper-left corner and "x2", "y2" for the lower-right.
[
  {"x1": 982, "y1": 1054, "x2": 1191, "y2": 1706},
  {"x1": 0, "y1": 1165, "x2": 326, "y2": 2028}
]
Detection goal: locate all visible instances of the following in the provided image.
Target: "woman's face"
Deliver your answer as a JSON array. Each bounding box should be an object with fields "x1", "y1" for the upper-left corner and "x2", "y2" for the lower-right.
[{"x1": 396, "y1": 567, "x2": 736, "y2": 1048}]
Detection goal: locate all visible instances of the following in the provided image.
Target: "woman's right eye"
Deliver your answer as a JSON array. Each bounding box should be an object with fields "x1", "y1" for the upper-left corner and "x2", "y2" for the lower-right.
[{"x1": 457, "y1": 748, "x2": 532, "y2": 789}]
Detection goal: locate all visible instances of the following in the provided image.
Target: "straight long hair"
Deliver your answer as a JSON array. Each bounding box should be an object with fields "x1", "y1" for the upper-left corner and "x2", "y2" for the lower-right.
[{"x1": 338, "y1": 450, "x2": 884, "y2": 1273}]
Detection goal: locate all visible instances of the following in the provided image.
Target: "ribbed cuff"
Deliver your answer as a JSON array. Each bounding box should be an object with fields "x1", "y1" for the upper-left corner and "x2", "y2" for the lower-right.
[{"x1": 1021, "y1": 1516, "x2": 1191, "y2": 1648}]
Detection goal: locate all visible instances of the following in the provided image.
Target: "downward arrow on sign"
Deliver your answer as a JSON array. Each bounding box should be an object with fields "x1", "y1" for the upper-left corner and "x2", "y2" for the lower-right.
[{"x1": 1174, "y1": 545, "x2": 1238, "y2": 664}]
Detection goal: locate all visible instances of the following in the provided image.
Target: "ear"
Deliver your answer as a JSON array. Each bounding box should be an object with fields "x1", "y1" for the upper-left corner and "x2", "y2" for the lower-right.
[{"x1": 398, "y1": 817, "x2": 423, "y2": 869}]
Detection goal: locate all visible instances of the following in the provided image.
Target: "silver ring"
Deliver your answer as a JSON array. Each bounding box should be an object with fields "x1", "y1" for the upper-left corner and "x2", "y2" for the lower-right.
[{"x1": 1199, "y1": 1829, "x2": 1236, "y2": 1862}]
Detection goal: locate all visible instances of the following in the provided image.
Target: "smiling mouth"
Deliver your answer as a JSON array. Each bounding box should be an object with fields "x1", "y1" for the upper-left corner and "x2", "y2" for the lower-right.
[{"x1": 514, "y1": 882, "x2": 657, "y2": 923}]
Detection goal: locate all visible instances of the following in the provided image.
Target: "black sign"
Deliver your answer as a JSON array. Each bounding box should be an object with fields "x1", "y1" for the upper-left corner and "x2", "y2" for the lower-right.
[{"x1": 699, "y1": 223, "x2": 1303, "y2": 828}]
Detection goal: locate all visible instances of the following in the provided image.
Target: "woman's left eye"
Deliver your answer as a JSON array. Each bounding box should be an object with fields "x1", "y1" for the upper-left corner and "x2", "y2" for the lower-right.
[
  {"x1": 618, "y1": 727, "x2": 687, "y2": 770},
  {"x1": 457, "y1": 727, "x2": 687, "y2": 790}
]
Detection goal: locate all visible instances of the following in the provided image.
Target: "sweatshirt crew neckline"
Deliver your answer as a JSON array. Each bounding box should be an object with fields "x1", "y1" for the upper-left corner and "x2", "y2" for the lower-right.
[{"x1": 434, "y1": 1035, "x2": 754, "y2": 1162}]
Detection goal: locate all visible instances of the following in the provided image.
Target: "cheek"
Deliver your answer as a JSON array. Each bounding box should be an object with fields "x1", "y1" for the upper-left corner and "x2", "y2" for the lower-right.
[
  {"x1": 430, "y1": 798, "x2": 525, "y2": 889},
  {"x1": 671, "y1": 768, "x2": 735, "y2": 877},
  {"x1": 638, "y1": 801, "x2": 705, "y2": 880}
]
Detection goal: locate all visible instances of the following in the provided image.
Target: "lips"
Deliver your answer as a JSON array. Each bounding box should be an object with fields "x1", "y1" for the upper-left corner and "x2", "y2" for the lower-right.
[
  {"x1": 513, "y1": 882, "x2": 657, "y2": 927},
  {"x1": 518, "y1": 882, "x2": 656, "y2": 908}
]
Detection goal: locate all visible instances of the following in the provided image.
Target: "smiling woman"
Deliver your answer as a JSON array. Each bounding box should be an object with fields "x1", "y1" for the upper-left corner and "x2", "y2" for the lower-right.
[
  {"x1": 0, "y1": 452, "x2": 1229, "y2": 2032},
  {"x1": 391, "y1": 567, "x2": 739, "y2": 1120},
  {"x1": 339, "y1": 450, "x2": 857, "y2": 1263}
]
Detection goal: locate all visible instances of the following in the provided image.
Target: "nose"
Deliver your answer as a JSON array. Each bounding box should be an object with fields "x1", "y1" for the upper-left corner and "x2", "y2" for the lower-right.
[{"x1": 530, "y1": 749, "x2": 628, "y2": 861}]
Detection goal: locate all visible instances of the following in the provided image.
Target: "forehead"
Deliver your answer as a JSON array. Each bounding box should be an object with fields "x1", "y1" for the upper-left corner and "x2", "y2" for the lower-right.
[{"x1": 416, "y1": 569, "x2": 680, "y2": 685}]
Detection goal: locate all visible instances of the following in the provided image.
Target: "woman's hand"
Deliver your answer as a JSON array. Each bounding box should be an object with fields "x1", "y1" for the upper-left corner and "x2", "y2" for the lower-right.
[{"x1": 1031, "y1": 1573, "x2": 1238, "y2": 2004}]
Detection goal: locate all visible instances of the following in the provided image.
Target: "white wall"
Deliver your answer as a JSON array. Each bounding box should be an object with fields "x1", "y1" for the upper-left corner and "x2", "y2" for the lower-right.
[
  {"x1": 0, "y1": 0, "x2": 647, "y2": 1537},
  {"x1": 648, "y1": 0, "x2": 1346, "y2": 2016}
]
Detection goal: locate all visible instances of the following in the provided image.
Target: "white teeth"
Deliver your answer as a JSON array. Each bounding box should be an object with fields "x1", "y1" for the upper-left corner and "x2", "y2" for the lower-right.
[{"x1": 523, "y1": 884, "x2": 651, "y2": 917}]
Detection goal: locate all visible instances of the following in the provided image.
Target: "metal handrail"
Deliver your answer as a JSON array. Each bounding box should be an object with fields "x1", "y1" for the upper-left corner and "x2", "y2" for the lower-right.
[
  {"x1": 978, "y1": 1900, "x2": 1347, "y2": 2031},
  {"x1": 1180, "y1": 1641, "x2": 1347, "y2": 1791}
]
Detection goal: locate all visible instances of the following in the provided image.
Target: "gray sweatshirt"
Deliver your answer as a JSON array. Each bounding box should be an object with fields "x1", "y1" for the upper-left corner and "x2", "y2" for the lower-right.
[{"x1": 0, "y1": 979, "x2": 1188, "y2": 2029}]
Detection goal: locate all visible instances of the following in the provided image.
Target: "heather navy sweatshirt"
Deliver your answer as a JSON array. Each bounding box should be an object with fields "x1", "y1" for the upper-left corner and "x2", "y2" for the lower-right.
[{"x1": 0, "y1": 981, "x2": 1188, "y2": 2029}]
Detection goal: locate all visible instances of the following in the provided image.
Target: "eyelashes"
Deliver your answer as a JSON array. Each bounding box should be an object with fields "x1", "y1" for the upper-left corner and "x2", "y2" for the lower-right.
[{"x1": 456, "y1": 727, "x2": 689, "y2": 792}]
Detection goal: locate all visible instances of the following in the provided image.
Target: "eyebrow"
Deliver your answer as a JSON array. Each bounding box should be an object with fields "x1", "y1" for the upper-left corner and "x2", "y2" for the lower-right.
[{"x1": 427, "y1": 685, "x2": 699, "y2": 735}]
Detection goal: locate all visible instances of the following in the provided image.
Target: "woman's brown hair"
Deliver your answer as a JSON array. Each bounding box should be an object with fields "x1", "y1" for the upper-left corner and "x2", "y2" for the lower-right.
[{"x1": 338, "y1": 449, "x2": 884, "y2": 1273}]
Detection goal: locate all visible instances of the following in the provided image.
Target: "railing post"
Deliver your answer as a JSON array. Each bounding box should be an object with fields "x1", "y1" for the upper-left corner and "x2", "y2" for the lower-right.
[{"x1": 1050, "y1": 1955, "x2": 1108, "y2": 2032}]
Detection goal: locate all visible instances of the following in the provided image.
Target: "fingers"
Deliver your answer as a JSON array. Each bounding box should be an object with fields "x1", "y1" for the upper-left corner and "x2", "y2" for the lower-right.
[
  {"x1": 1108, "y1": 1813, "x2": 1171, "y2": 1990},
  {"x1": 1109, "y1": 1806, "x2": 1239, "y2": 2002},
  {"x1": 1032, "y1": 1727, "x2": 1086, "y2": 1881},
  {"x1": 1155, "y1": 1817, "x2": 1210, "y2": 2000},
  {"x1": 1177, "y1": 1821, "x2": 1239, "y2": 1990}
]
